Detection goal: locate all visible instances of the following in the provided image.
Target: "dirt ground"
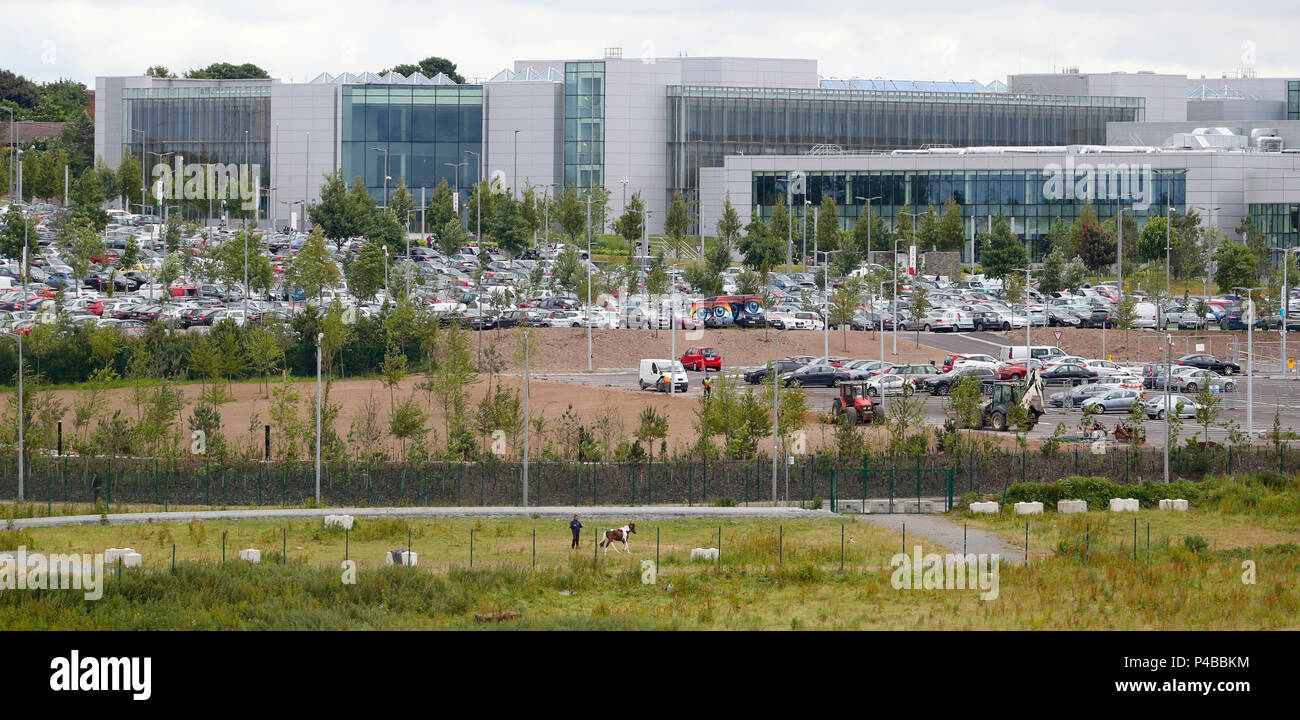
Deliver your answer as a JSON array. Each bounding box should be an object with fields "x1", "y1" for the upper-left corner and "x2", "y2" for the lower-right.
[{"x1": 477, "y1": 326, "x2": 947, "y2": 373}]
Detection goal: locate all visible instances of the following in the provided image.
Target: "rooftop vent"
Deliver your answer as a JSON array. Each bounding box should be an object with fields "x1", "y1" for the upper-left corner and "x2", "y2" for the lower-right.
[{"x1": 604, "y1": 47, "x2": 622, "y2": 59}]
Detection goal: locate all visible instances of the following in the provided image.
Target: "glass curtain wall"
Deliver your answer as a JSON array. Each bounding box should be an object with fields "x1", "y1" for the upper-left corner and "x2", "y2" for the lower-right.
[
  {"x1": 752, "y1": 168, "x2": 1185, "y2": 260},
  {"x1": 564, "y1": 62, "x2": 605, "y2": 192},
  {"x1": 1249, "y1": 202, "x2": 1300, "y2": 249},
  {"x1": 1289, "y1": 81, "x2": 1300, "y2": 120},
  {"x1": 668, "y1": 86, "x2": 1144, "y2": 195},
  {"x1": 122, "y1": 85, "x2": 271, "y2": 220},
  {"x1": 341, "y1": 84, "x2": 483, "y2": 210}
]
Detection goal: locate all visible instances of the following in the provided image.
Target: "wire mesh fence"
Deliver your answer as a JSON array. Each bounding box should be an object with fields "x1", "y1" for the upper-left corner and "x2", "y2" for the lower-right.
[{"x1": 0, "y1": 444, "x2": 1291, "y2": 512}]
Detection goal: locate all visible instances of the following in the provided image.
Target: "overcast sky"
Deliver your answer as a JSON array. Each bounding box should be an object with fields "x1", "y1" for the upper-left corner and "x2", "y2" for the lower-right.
[{"x1": 4, "y1": 0, "x2": 1300, "y2": 86}]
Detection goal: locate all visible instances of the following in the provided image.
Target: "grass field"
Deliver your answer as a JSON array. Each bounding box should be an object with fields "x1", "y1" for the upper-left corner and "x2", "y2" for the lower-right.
[{"x1": 3, "y1": 505, "x2": 1298, "y2": 629}]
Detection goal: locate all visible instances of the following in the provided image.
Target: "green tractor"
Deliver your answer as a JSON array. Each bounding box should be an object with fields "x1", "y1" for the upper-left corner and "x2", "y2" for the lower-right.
[{"x1": 982, "y1": 369, "x2": 1045, "y2": 431}]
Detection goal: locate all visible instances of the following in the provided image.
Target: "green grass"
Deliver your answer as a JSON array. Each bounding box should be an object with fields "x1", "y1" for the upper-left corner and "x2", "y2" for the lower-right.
[{"x1": 3, "y1": 512, "x2": 1299, "y2": 629}]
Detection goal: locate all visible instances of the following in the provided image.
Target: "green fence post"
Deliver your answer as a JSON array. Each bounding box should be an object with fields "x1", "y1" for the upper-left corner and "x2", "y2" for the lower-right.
[
  {"x1": 592, "y1": 465, "x2": 597, "y2": 506},
  {"x1": 648, "y1": 461, "x2": 653, "y2": 505},
  {"x1": 1133, "y1": 517, "x2": 1137, "y2": 561},
  {"x1": 154, "y1": 459, "x2": 159, "y2": 505},
  {"x1": 221, "y1": 530, "x2": 226, "y2": 564},
  {"x1": 830, "y1": 468, "x2": 837, "y2": 513},
  {"x1": 687, "y1": 464, "x2": 692, "y2": 506},
  {"x1": 840, "y1": 523, "x2": 845, "y2": 573},
  {"x1": 963, "y1": 523, "x2": 967, "y2": 555},
  {"x1": 1024, "y1": 522, "x2": 1029, "y2": 566},
  {"x1": 1021, "y1": 449, "x2": 1026, "y2": 483},
  {"x1": 573, "y1": 465, "x2": 579, "y2": 507},
  {"x1": 702, "y1": 461, "x2": 708, "y2": 504},
  {"x1": 532, "y1": 529, "x2": 536, "y2": 569},
  {"x1": 1073, "y1": 447, "x2": 1078, "y2": 475},
  {"x1": 1146, "y1": 522, "x2": 1150, "y2": 565},
  {"x1": 62, "y1": 455, "x2": 67, "y2": 505},
  {"x1": 204, "y1": 459, "x2": 210, "y2": 506},
  {"x1": 1228, "y1": 446, "x2": 1233, "y2": 476},
  {"x1": 902, "y1": 521, "x2": 906, "y2": 555},
  {"x1": 915, "y1": 462, "x2": 922, "y2": 512},
  {"x1": 171, "y1": 544, "x2": 176, "y2": 573},
  {"x1": 778, "y1": 525, "x2": 783, "y2": 566},
  {"x1": 717, "y1": 526, "x2": 721, "y2": 572},
  {"x1": 656, "y1": 526, "x2": 660, "y2": 572},
  {"x1": 889, "y1": 468, "x2": 895, "y2": 513},
  {"x1": 479, "y1": 463, "x2": 484, "y2": 506},
  {"x1": 1085, "y1": 522, "x2": 1090, "y2": 563},
  {"x1": 470, "y1": 527, "x2": 474, "y2": 568},
  {"x1": 282, "y1": 527, "x2": 286, "y2": 563},
  {"x1": 106, "y1": 460, "x2": 113, "y2": 507}
]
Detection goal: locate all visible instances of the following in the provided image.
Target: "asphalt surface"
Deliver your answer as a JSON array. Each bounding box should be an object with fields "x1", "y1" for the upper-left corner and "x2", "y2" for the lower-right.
[
  {"x1": 535, "y1": 331, "x2": 1300, "y2": 448},
  {"x1": 856, "y1": 513, "x2": 1025, "y2": 563}
]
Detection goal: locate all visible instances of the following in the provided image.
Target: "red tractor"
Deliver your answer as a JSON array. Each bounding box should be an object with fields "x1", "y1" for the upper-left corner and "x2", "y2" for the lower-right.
[{"x1": 830, "y1": 380, "x2": 875, "y2": 424}]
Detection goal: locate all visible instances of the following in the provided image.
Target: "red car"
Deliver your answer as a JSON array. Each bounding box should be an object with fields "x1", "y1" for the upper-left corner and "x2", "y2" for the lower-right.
[
  {"x1": 997, "y1": 359, "x2": 1043, "y2": 380},
  {"x1": 680, "y1": 346, "x2": 721, "y2": 372},
  {"x1": 941, "y1": 353, "x2": 966, "y2": 373}
]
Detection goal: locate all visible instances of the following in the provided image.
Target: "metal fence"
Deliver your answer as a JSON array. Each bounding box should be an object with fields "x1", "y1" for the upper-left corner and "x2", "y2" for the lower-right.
[{"x1": 0, "y1": 444, "x2": 1290, "y2": 512}]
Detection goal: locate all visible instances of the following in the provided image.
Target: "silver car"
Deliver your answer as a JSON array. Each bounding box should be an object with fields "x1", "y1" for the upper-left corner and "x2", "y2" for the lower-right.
[
  {"x1": 1081, "y1": 389, "x2": 1145, "y2": 414},
  {"x1": 1145, "y1": 395, "x2": 1203, "y2": 419},
  {"x1": 1167, "y1": 368, "x2": 1236, "y2": 393}
]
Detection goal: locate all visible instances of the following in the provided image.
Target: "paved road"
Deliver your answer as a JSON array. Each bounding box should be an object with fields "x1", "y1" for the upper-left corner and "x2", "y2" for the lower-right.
[
  {"x1": 856, "y1": 513, "x2": 1025, "y2": 563},
  {"x1": 9, "y1": 505, "x2": 837, "y2": 529}
]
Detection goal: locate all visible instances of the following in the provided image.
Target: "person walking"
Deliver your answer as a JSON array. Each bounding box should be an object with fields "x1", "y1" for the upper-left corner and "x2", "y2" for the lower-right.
[
  {"x1": 91, "y1": 472, "x2": 104, "y2": 507},
  {"x1": 569, "y1": 515, "x2": 583, "y2": 549},
  {"x1": 702, "y1": 374, "x2": 714, "y2": 399}
]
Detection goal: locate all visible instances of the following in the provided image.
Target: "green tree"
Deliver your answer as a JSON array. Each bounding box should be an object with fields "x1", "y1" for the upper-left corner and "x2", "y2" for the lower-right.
[
  {"x1": 1073, "y1": 203, "x2": 1116, "y2": 271},
  {"x1": 117, "y1": 147, "x2": 143, "y2": 210},
  {"x1": 184, "y1": 62, "x2": 270, "y2": 79},
  {"x1": 555, "y1": 185, "x2": 583, "y2": 245},
  {"x1": 379, "y1": 57, "x2": 465, "y2": 84},
  {"x1": 916, "y1": 204, "x2": 939, "y2": 250},
  {"x1": 308, "y1": 171, "x2": 354, "y2": 240},
  {"x1": 389, "y1": 177, "x2": 414, "y2": 230},
  {"x1": 614, "y1": 191, "x2": 645, "y2": 249},
  {"x1": 768, "y1": 197, "x2": 790, "y2": 265},
  {"x1": 144, "y1": 66, "x2": 175, "y2": 78},
  {"x1": 1042, "y1": 217, "x2": 1073, "y2": 258},
  {"x1": 345, "y1": 240, "x2": 386, "y2": 303},
  {"x1": 488, "y1": 192, "x2": 529, "y2": 258},
  {"x1": 1137, "y1": 215, "x2": 1169, "y2": 263},
  {"x1": 815, "y1": 196, "x2": 839, "y2": 257},
  {"x1": 978, "y1": 214, "x2": 1025, "y2": 279},
  {"x1": 428, "y1": 178, "x2": 455, "y2": 237},
  {"x1": 717, "y1": 193, "x2": 743, "y2": 248},
  {"x1": 1040, "y1": 246, "x2": 1065, "y2": 294},
  {"x1": 346, "y1": 175, "x2": 378, "y2": 238},
  {"x1": 367, "y1": 206, "x2": 404, "y2": 256},
  {"x1": 286, "y1": 229, "x2": 341, "y2": 303},
  {"x1": 1213, "y1": 243, "x2": 1258, "y2": 294},
  {"x1": 664, "y1": 190, "x2": 691, "y2": 258},
  {"x1": 739, "y1": 214, "x2": 783, "y2": 270},
  {"x1": 437, "y1": 217, "x2": 467, "y2": 257},
  {"x1": 1062, "y1": 255, "x2": 1088, "y2": 292},
  {"x1": 830, "y1": 275, "x2": 865, "y2": 349},
  {"x1": 0, "y1": 206, "x2": 37, "y2": 260},
  {"x1": 908, "y1": 282, "x2": 930, "y2": 346},
  {"x1": 467, "y1": 179, "x2": 498, "y2": 238},
  {"x1": 935, "y1": 198, "x2": 965, "y2": 252}
]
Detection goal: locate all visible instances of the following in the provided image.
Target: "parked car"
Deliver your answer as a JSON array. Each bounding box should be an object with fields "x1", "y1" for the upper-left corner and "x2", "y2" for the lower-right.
[
  {"x1": 743, "y1": 359, "x2": 801, "y2": 384},
  {"x1": 1081, "y1": 388, "x2": 1145, "y2": 414},
  {"x1": 1145, "y1": 395, "x2": 1203, "y2": 419},
  {"x1": 1174, "y1": 354, "x2": 1240, "y2": 375},
  {"x1": 679, "y1": 347, "x2": 721, "y2": 372},
  {"x1": 1166, "y1": 367, "x2": 1237, "y2": 393},
  {"x1": 865, "y1": 373, "x2": 917, "y2": 397},
  {"x1": 921, "y1": 367, "x2": 996, "y2": 395},
  {"x1": 781, "y1": 363, "x2": 850, "y2": 388}
]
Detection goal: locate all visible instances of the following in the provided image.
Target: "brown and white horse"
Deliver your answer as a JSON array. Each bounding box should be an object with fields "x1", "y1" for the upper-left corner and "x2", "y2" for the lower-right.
[{"x1": 599, "y1": 523, "x2": 636, "y2": 555}]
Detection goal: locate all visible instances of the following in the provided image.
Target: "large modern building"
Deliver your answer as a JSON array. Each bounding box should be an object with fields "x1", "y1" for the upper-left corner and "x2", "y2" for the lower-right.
[{"x1": 94, "y1": 55, "x2": 1300, "y2": 252}]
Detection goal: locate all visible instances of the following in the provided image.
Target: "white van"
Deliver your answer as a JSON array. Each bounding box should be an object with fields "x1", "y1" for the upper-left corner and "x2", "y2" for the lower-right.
[
  {"x1": 1132, "y1": 302, "x2": 1159, "y2": 329},
  {"x1": 639, "y1": 359, "x2": 688, "y2": 393},
  {"x1": 998, "y1": 345, "x2": 1066, "y2": 362}
]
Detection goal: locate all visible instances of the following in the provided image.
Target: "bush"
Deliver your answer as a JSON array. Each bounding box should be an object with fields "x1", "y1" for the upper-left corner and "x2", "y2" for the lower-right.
[
  {"x1": 1183, "y1": 534, "x2": 1209, "y2": 554},
  {"x1": 1002, "y1": 476, "x2": 1202, "y2": 512},
  {"x1": 711, "y1": 497, "x2": 737, "y2": 507}
]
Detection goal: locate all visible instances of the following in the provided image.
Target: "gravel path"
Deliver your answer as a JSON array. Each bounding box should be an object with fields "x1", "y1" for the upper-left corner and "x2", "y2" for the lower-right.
[
  {"x1": 855, "y1": 513, "x2": 1025, "y2": 563},
  {"x1": 8, "y1": 505, "x2": 836, "y2": 529}
]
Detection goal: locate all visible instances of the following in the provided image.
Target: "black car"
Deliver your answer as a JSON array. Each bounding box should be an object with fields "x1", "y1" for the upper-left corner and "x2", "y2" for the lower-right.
[
  {"x1": 921, "y1": 367, "x2": 995, "y2": 395},
  {"x1": 1079, "y1": 308, "x2": 1114, "y2": 329},
  {"x1": 744, "y1": 359, "x2": 801, "y2": 384},
  {"x1": 781, "y1": 364, "x2": 850, "y2": 388},
  {"x1": 1041, "y1": 362, "x2": 1097, "y2": 381},
  {"x1": 1175, "y1": 354, "x2": 1239, "y2": 376}
]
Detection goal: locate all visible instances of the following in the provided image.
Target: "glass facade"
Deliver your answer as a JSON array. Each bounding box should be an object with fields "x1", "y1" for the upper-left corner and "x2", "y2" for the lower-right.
[
  {"x1": 564, "y1": 61, "x2": 605, "y2": 191},
  {"x1": 121, "y1": 85, "x2": 271, "y2": 218},
  {"x1": 1289, "y1": 81, "x2": 1300, "y2": 120},
  {"x1": 1249, "y1": 202, "x2": 1300, "y2": 249},
  {"x1": 667, "y1": 86, "x2": 1145, "y2": 194},
  {"x1": 341, "y1": 84, "x2": 483, "y2": 207},
  {"x1": 752, "y1": 168, "x2": 1185, "y2": 259}
]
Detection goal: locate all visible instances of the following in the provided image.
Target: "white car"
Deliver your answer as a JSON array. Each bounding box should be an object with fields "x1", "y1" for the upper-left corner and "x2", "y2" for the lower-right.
[
  {"x1": 1082, "y1": 359, "x2": 1136, "y2": 378},
  {"x1": 951, "y1": 354, "x2": 1001, "y2": 372},
  {"x1": 865, "y1": 373, "x2": 915, "y2": 397}
]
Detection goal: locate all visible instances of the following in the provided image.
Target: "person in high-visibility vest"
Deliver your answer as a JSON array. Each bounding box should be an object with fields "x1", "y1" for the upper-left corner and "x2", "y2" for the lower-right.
[{"x1": 702, "y1": 375, "x2": 714, "y2": 399}]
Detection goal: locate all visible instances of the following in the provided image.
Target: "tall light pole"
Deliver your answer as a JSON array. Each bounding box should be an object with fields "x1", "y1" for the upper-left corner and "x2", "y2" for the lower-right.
[
  {"x1": 1152, "y1": 168, "x2": 1188, "y2": 301},
  {"x1": 130, "y1": 128, "x2": 146, "y2": 214},
  {"x1": 855, "y1": 195, "x2": 881, "y2": 260},
  {"x1": 465, "y1": 150, "x2": 481, "y2": 241},
  {"x1": 897, "y1": 211, "x2": 923, "y2": 356},
  {"x1": 1010, "y1": 267, "x2": 1032, "y2": 356},
  {"x1": 1236, "y1": 285, "x2": 1264, "y2": 438},
  {"x1": 822, "y1": 249, "x2": 840, "y2": 358},
  {"x1": 585, "y1": 192, "x2": 594, "y2": 372},
  {"x1": 512, "y1": 130, "x2": 520, "y2": 197},
  {"x1": 383, "y1": 246, "x2": 389, "y2": 299},
  {"x1": 802, "y1": 199, "x2": 810, "y2": 271},
  {"x1": 771, "y1": 329, "x2": 788, "y2": 504},
  {"x1": 145, "y1": 151, "x2": 175, "y2": 217},
  {"x1": 16, "y1": 245, "x2": 25, "y2": 500},
  {"x1": 370, "y1": 146, "x2": 390, "y2": 209},
  {"x1": 1163, "y1": 331, "x2": 1172, "y2": 483},
  {"x1": 303, "y1": 130, "x2": 310, "y2": 232},
  {"x1": 522, "y1": 328, "x2": 531, "y2": 505},
  {"x1": 1272, "y1": 246, "x2": 1289, "y2": 377},
  {"x1": 1197, "y1": 206, "x2": 1221, "y2": 303},
  {"x1": 315, "y1": 332, "x2": 324, "y2": 504},
  {"x1": 244, "y1": 126, "x2": 251, "y2": 320}
]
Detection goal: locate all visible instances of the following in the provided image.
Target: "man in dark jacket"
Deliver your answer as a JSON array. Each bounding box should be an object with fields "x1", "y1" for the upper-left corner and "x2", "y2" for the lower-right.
[
  {"x1": 570, "y1": 515, "x2": 583, "y2": 549},
  {"x1": 91, "y1": 473, "x2": 104, "y2": 507}
]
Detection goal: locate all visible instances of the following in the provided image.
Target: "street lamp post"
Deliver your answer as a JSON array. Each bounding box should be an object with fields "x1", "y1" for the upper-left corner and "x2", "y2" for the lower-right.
[
  {"x1": 371, "y1": 146, "x2": 390, "y2": 209},
  {"x1": 383, "y1": 246, "x2": 389, "y2": 299},
  {"x1": 897, "y1": 211, "x2": 923, "y2": 356},
  {"x1": 303, "y1": 130, "x2": 310, "y2": 232},
  {"x1": 1152, "y1": 168, "x2": 1188, "y2": 301},
  {"x1": 1271, "y1": 246, "x2": 1289, "y2": 377},
  {"x1": 1164, "y1": 332, "x2": 1172, "y2": 483},
  {"x1": 1197, "y1": 206, "x2": 1221, "y2": 304},
  {"x1": 585, "y1": 193, "x2": 593, "y2": 372},
  {"x1": 523, "y1": 328, "x2": 531, "y2": 505},
  {"x1": 772, "y1": 329, "x2": 789, "y2": 504},
  {"x1": 855, "y1": 195, "x2": 881, "y2": 259},
  {"x1": 822, "y1": 250, "x2": 840, "y2": 358},
  {"x1": 1010, "y1": 267, "x2": 1032, "y2": 355},
  {"x1": 1236, "y1": 285, "x2": 1264, "y2": 438},
  {"x1": 802, "y1": 199, "x2": 810, "y2": 271},
  {"x1": 315, "y1": 332, "x2": 324, "y2": 504},
  {"x1": 513, "y1": 130, "x2": 519, "y2": 197},
  {"x1": 465, "y1": 150, "x2": 481, "y2": 241}
]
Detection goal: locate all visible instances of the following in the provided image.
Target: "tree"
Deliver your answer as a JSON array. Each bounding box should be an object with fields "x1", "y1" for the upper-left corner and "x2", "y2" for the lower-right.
[
  {"x1": 850, "y1": 205, "x2": 887, "y2": 254},
  {"x1": 614, "y1": 191, "x2": 645, "y2": 249},
  {"x1": 945, "y1": 375, "x2": 985, "y2": 429},
  {"x1": 717, "y1": 193, "x2": 743, "y2": 248},
  {"x1": 437, "y1": 217, "x2": 467, "y2": 257},
  {"x1": 1193, "y1": 382, "x2": 1223, "y2": 445},
  {"x1": 56, "y1": 111, "x2": 94, "y2": 177},
  {"x1": 1137, "y1": 215, "x2": 1169, "y2": 263},
  {"x1": 467, "y1": 179, "x2": 497, "y2": 237},
  {"x1": 286, "y1": 229, "x2": 341, "y2": 303},
  {"x1": 0, "y1": 206, "x2": 37, "y2": 260},
  {"x1": 634, "y1": 406, "x2": 669, "y2": 463},
  {"x1": 488, "y1": 192, "x2": 529, "y2": 258},
  {"x1": 1235, "y1": 214, "x2": 1271, "y2": 279},
  {"x1": 978, "y1": 214, "x2": 1025, "y2": 279},
  {"x1": 935, "y1": 198, "x2": 965, "y2": 252},
  {"x1": 737, "y1": 268, "x2": 761, "y2": 295},
  {"x1": 768, "y1": 197, "x2": 790, "y2": 265},
  {"x1": 739, "y1": 215, "x2": 783, "y2": 270},
  {"x1": 1040, "y1": 247, "x2": 1065, "y2": 294},
  {"x1": 117, "y1": 148, "x2": 143, "y2": 210},
  {"x1": 0, "y1": 69, "x2": 41, "y2": 109},
  {"x1": 555, "y1": 185, "x2": 583, "y2": 245},
  {"x1": 428, "y1": 178, "x2": 455, "y2": 237},
  {"x1": 345, "y1": 240, "x2": 386, "y2": 303},
  {"x1": 830, "y1": 276, "x2": 865, "y2": 349},
  {"x1": 815, "y1": 196, "x2": 839, "y2": 257},
  {"x1": 916, "y1": 204, "x2": 939, "y2": 250},
  {"x1": 1042, "y1": 217, "x2": 1073, "y2": 258},
  {"x1": 184, "y1": 63, "x2": 270, "y2": 79},
  {"x1": 908, "y1": 282, "x2": 930, "y2": 346},
  {"x1": 389, "y1": 177, "x2": 414, "y2": 230},
  {"x1": 1213, "y1": 244, "x2": 1258, "y2": 294},
  {"x1": 893, "y1": 204, "x2": 914, "y2": 248},
  {"x1": 308, "y1": 171, "x2": 354, "y2": 240},
  {"x1": 367, "y1": 207, "x2": 404, "y2": 256},
  {"x1": 144, "y1": 66, "x2": 175, "y2": 78},
  {"x1": 1061, "y1": 255, "x2": 1088, "y2": 293},
  {"x1": 664, "y1": 190, "x2": 691, "y2": 258},
  {"x1": 1073, "y1": 203, "x2": 1116, "y2": 272},
  {"x1": 379, "y1": 57, "x2": 466, "y2": 84},
  {"x1": 346, "y1": 175, "x2": 378, "y2": 238},
  {"x1": 211, "y1": 229, "x2": 272, "y2": 298},
  {"x1": 1002, "y1": 270, "x2": 1026, "y2": 305}
]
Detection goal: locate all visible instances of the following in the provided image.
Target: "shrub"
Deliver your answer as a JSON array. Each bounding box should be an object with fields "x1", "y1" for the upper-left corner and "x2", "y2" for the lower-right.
[
  {"x1": 712, "y1": 497, "x2": 737, "y2": 507},
  {"x1": 1183, "y1": 534, "x2": 1209, "y2": 554}
]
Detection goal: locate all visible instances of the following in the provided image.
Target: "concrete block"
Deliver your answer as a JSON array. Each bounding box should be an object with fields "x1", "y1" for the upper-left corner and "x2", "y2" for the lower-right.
[
  {"x1": 1058, "y1": 499, "x2": 1088, "y2": 514},
  {"x1": 969, "y1": 501, "x2": 1000, "y2": 514},
  {"x1": 866, "y1": 500, "x2": 893, "y2": 513},
  {"x1": 1159, "y1": 498, "x2": 1189, "y2": 511},
  {"x1": 238, "y1": 549, "x2": 261, "y2": 563},
  {"x1": 691, "y1": 548, "x2": 720, "y2": 562},
  {"x1": 1110, "y1": 498, "x2": 1140, "y2": 512},
  {"x1": 385, "y1": 550, "x2": 419, "y2": 566},
  {"x1": 1014, "y1": 501, "x2": 1043, "y2": 515},
  {"x1": 323, "y1": 514, "x2": 354, "y2": 530},
  {"x1": 104, "y1": 548, "x2": 136, "y2": 564},
  {"x1": 121, "y1": 552, "x2": 143, "y2": 568}
]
